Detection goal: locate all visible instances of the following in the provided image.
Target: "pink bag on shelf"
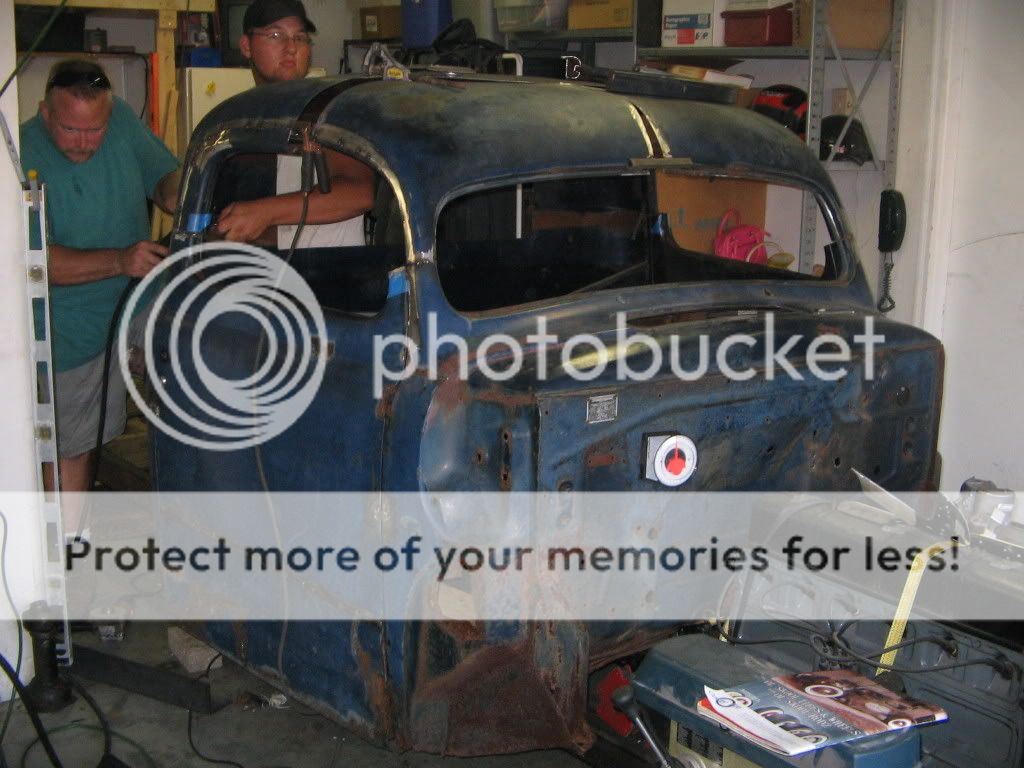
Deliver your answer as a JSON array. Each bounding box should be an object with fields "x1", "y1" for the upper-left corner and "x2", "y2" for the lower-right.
[{"x1": 713, "y1": 208, "x2": 770, "y2": 265}]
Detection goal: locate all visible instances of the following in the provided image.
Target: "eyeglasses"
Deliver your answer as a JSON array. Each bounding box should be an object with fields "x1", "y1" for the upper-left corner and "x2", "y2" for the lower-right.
[
  {"x1": 46, "y1": 69, "x2": 112, "y2": 92},
  {"x1": 251, "y1": 30, "x2": 313, "y2": 47}
]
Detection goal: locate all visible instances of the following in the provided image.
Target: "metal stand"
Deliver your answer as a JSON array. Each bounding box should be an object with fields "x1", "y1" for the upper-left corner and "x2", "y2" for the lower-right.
[
  {"x1": 21, "y1": 602, "x2": 71, "y2": 713},
  {"x1": 70, "y1": 645, "x2": 219, "y2": 714},
  {"x1": 23, "y1": 180, "x2": 72, "y2": 665}
]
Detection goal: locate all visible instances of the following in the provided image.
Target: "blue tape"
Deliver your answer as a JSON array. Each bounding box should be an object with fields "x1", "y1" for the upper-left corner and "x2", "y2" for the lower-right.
[
  {"x1": 652, "y1": 212, "x2": 667, "y2": 237},
  {"x1": 387, "y1": 270, "x2": 408, "y2": 299},
  {"x1": 186, "y1": 213, "x2": 214, "y2": 233}
]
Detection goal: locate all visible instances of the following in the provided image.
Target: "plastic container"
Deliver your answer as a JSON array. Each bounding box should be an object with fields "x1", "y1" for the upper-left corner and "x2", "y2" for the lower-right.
[
  {"x1": 722, "y1": 5, "x2": 794, "y2": 46},
  {"x1": 494, "y1": 0, "x2": 568, "y2": 32},
  {"x1": 401, "y1": 0, "x2": 453, "y2": 48}
]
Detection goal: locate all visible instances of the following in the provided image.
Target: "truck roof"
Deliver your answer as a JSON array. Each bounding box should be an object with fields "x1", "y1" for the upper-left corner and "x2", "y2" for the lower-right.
[{"x1": 188, "y1": 73, "x2": 836, "y2": 253}]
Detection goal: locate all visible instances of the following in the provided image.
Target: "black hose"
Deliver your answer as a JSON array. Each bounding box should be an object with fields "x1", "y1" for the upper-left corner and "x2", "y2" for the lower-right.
[
  {"x1": 88, "y1": 277, "x2": 140, "y2": 493},
  {"x1": 0, "y1": 653, "x2": 64, "y2": 768},
  {"x1": 67, "y1": 676, "x2": 112, "y2": 756}
]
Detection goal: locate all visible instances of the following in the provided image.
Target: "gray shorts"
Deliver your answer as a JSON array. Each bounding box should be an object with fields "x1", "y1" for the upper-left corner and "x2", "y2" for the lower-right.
[{"x1": 53, "y1": 309, "x2": 148, "y2": 458}]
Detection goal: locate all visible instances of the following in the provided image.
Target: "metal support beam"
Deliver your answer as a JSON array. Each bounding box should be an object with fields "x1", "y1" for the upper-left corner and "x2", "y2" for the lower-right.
[
  {"x1": 71, "y1": 645, "x2": 220, "y2": 713},
  {"x1": 799, "y1": 0, "x2": 828, "y2": 272},
  {"x1": 19, "y1": 0, "x2": 213, "y2": 11}
]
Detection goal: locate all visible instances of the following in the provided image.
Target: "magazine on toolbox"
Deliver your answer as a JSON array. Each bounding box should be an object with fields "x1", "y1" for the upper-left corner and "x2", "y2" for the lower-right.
[{"x1": 697, "y1": 669, "x2": 947, "y2": 756}]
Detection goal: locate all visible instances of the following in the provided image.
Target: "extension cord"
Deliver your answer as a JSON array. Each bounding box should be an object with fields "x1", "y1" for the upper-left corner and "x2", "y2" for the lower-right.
[{"x1": 97, "y1": 753, "x2": 132, "y2": 768}]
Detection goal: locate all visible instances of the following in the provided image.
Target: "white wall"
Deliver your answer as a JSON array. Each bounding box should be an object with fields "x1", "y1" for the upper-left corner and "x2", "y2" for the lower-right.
[
  {"x1": 308, "y1": 0, "x2": 355, "y2": 74},
  {"x1": 913, "y1": 0, "x2": 1024, "y2": 489},
  {"x1": 0, "y1": 0, "x2": 45, "y2": 698}
]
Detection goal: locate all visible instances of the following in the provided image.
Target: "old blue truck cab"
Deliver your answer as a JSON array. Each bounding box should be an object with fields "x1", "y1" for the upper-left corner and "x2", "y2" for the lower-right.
[{"x1": 146, "y1": 69, "x2": 1021, "y2": 767}]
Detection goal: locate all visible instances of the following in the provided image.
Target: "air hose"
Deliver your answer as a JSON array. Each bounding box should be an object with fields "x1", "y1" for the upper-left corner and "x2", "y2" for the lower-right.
[{"x1": 88, "y1": 277, "x2": 140, "y2": 494}]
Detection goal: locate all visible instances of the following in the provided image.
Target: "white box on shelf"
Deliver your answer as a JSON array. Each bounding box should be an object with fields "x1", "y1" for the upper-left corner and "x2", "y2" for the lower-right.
[{"x1": 661, "y1": 0, "x2": 727, "y2": 47}]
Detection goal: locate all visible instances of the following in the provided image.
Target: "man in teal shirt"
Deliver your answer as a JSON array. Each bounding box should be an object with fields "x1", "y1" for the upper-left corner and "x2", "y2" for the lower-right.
[{"x1": 20, "y1": 60, "x2": 178, "y2": 506}]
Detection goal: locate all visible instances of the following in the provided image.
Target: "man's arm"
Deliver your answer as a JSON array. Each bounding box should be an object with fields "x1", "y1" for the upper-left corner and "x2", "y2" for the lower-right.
[
  {"x1": 215, "y1": 151, "x2": 375, "y2": 242},
  {"x1": 48, "y1": 241, "x2": 170, "y2": 285},
  {"x1": 153, "y1": 169, "x2": 181, "y2": 214}
]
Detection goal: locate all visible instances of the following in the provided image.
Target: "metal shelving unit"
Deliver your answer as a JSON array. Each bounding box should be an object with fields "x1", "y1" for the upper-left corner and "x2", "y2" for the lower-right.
[
  {"x1": 507, "y1": 26, "x2": 633, "y2": 41},
  {"x1": 633, "y1": 0, "x2": 905, "y2": 278},
  {"x1": 497, "y1": 0, "x2": 905, "y2": 292},
  {"x1": 636, "y1": 45, "x2": 889, "y2": 62}
]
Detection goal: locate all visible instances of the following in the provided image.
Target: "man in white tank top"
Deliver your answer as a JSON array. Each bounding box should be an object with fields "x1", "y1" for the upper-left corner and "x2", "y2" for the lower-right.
[{"x1": 215, "y1": 0, "x2": 374, "y2": 247}]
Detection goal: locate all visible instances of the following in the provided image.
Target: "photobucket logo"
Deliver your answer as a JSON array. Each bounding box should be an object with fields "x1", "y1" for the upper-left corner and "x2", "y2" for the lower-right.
[
  {"x1": 373, "y1": 313, "x2": 884, "y2": 398},
  {"x1": 118, "y1": 242, "x2": 327, "y2": 451}
]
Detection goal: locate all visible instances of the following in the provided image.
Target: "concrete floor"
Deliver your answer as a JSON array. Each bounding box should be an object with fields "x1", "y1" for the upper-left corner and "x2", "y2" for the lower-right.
[{"x1": 4, "y1": 622, "x2": 586, "y2": 768}]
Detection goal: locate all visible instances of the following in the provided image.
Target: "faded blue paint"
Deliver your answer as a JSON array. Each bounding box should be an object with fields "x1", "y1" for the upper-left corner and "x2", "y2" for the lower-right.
[{"x1": 154, "y1": 71, "x2": 945, "y2": 755}]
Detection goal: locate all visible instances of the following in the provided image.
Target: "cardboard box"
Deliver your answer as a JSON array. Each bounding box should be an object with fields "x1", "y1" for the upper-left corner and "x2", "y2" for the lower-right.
[
  {"x1": 359, "y1": 6, "x2": 402, "y2": 40},
  {"x1": 722, "y1": 5, "x2": 794, "y2": 46},
  {"x1": 793, "y1": 0, "x2": 893, "y2": 50},
  {"x1": 568, "y1": 0, "x2": 633, "y2": 29},
  {"x1": 661, "y1": 0, "x2": 728, "y2": 47},
  {"x1": 656, "y1": 175, "x2": 766, "y2": 254}
]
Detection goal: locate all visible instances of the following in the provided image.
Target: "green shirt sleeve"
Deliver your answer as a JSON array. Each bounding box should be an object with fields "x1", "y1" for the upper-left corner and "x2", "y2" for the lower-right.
[{"x1": 112, "y1": 98, "x2": 179, "y2": 199}]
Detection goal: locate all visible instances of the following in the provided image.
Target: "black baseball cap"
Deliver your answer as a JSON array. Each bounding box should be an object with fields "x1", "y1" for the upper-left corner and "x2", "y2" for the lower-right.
[{"x1": 243, "y1": 0, "x2": 317, "y2": 34}]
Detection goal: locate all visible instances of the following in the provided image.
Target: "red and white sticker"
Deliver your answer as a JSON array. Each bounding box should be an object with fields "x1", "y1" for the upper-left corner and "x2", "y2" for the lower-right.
[{"x1": 646, "y1": 435, "x2": 698, "y2": 487}]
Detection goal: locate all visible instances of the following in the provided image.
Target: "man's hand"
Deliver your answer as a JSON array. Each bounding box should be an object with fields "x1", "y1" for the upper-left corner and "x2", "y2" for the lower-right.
[
  {"x1": 216, "y1": 201, "x2": 275, "y2": 242},
  {"x1": 115, "y1": 240, "x2": 169, "y2": 278}
]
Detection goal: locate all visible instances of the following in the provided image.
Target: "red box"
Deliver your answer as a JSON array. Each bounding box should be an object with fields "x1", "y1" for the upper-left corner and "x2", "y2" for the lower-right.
[{"x1": 722, "y1": 5, "x2": 794, "y2": 46}]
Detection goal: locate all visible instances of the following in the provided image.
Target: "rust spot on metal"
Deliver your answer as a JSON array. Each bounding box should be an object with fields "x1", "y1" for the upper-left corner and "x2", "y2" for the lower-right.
[
  {"x1": 375, "y1": 382, "x2": 399, "y2": 420},
  {"x1": 438, "y1": 621, "x2": 487, "y2": 643},
  {"x1": 585, "y1": 436, "x2": 624, "y2": 470},
  {"x1": 231, "y1": 621, "x2": 248, "y2": 662},
  {"x1": 473, "y1": 388, "x2": 535, "y2": 408},
  {"x1": 432, "y1": 374, "x2": 470, "y2": 416},
  {"x1": 352, "y1": 622, "x2": 400, "y2": 747},
  {"x1": 586, "y1": 453, "x2": 618, "y2": 469},
  {"x1": 411, "y1": 626, "x2": 593, "y2": 756},
  {"x1": 588, "y1": 625, "x2": 679, "y2": 670}
]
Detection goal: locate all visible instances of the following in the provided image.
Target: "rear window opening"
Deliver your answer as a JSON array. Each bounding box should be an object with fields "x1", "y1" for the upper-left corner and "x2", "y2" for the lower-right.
[{"x1": 435, "y1": 171, "x2": 845, "y2": 313}]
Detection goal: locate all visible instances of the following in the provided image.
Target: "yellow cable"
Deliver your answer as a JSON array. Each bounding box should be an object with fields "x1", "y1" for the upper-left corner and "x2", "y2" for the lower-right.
[{"x1": 876, "y1": 539, "x2": 958, "y2": 674}]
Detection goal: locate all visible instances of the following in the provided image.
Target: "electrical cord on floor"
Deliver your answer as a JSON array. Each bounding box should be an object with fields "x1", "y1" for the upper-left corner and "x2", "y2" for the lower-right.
[
  {"x1": 0, "y1": 652, "x2": 64, "y2": 768},
  {"x1": 66, "y1": 677, "x2": 112, "y2": 756},
  {"x1": 187, "y1": 653, "x2": 246, "y2": 768},
  {"x1": 722, "y1": 623, "x2": 1018, "y2": 680},
  {"x1": 819, "y1": 630, "x2": 1019, "y2": 679},
  {"x1": 18, "y1": 723, "x2": 158, "y2": 768},
  {"x1": 0, "y1": 512, "x2": 24, "y2": 749}
]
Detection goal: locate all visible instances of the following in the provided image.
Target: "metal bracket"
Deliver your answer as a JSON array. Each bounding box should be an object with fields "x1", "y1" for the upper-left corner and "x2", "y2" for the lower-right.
[
  {"x1": 362, "y1": 43, "x2": 410, "y2": 80},
  {"x1": 22, "y1": 182, "x2": 71, "y2": 664},
  {"x1": 71, "y1": 645, "x2": 221, "y2": 713}
]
